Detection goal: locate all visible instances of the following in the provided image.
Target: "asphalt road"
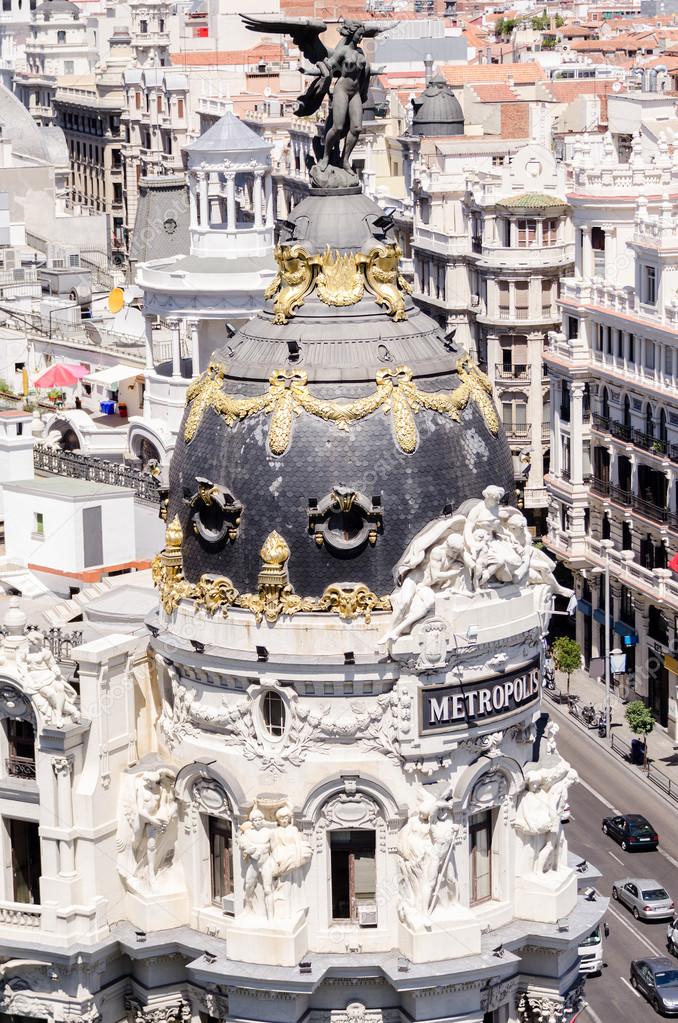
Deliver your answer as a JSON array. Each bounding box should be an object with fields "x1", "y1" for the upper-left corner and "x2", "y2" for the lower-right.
[{"x1": 548, "y1": 703, "x2": 678, "y2": 1023}]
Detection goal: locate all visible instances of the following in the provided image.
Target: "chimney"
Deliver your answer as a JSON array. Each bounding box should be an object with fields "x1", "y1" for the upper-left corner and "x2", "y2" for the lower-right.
[{"x1": 424, "y1": 52, "x2": 434, "y2": 82}]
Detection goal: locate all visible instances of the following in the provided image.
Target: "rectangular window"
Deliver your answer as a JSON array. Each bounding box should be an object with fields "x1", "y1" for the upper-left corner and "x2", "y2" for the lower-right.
[
  {"x1": 209, "y1": 817, "x2": 233, "y2": 906},
  {"x1": 665, "y1": 346, "x2": 673, "y2": 377},
  {"x1": 541, "y1": 279, "x2": 552, "y2": 315},
  {"x1": 64, "y1": 60, "x2": 74, "y2": 74},
  {"x1": 645, "y1": 340, "x2": 655, "y2": 370},
  {"x1": 628, "y1": 333, "x2": 635, "y2": 363},
  {"x1": 517, "y1": 219, "x2": 537, "y2": 247},
  {"x1": 157, "y1": 95, "x2": 163, "y2": 114},
  {"x1": 33, "y1": 512, "x2": 44, "y2": 536},
  {"x1": 543, "y1": 218, "x2": 558, "y2": 246},
  {"x1": 470, "y1": 810, "x2": 493, "y2": 905},
  {"x1": 606, "y1": 325, "x2": 613, "y2": 355},
  {"x1": 617, "y1": 329, "x2": 624, "y2": 358},
  {"x1": 135, "y1": 91, "x2": 141, "y2": 110},
  {"x1": 7, "y1": 818, "x2": 41, "y2": 904},
  {"x1": 514, "y1": 281, "x2": 529, "y2": 319},
  {"x1": 178, "y1": 98, "x2": 184, "y2": 119},
  {"x1": 595, "y1": 323, "x2": 603, "y2": 353},
  {"x1": 502, "y1": 402, "x2": 513, "y2": 428},
  {"x1": 330, "y1": 830, "x2": 376, "y2": 922},
  {"x1": 645, "y1": 265, "x2": 657, "y2": 305},
  {"x1": 567, "y1": 316, "x2": 578, "y2": 340}
]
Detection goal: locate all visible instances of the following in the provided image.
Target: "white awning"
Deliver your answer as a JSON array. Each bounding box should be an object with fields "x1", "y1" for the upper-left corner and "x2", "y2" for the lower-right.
[{"x1": 84, "y1": 364, "x2": 141, "y2": 387}]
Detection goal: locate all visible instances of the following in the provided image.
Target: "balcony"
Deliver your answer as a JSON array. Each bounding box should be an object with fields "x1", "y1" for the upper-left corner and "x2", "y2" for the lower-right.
[
  {"x1": 559, "y1": 277, "x2": 678, "y2": 332},
  {"x1": 5, "y1": 757, "x2": 36, "y2": 780},
  {"x1": 592, "y1": 414, "x2": 676, "y2": 460},
  {"x1": 503, "y1": 421, "x2": 531, "y2": 439},
  {"x1": 589, "y1": 476, "x2": 678, "y2": 528},
  {"x1": 474, "y1": 242, "x2": 573, "y2": 270},
  {"x1": 632, "y1": 429, "x2": 667, "y2": 456},
  {"x1": 495, "y1": 363, "x2": 530, "y2": 381},
  {"x1": 0, "y1": 902, "x2": 42, "y2": 929}
]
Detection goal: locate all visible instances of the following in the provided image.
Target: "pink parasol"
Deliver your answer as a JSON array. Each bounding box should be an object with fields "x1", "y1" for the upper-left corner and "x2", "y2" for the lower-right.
[{"x1": 33, "y1": 364, "x2": 89, "y2": 389}]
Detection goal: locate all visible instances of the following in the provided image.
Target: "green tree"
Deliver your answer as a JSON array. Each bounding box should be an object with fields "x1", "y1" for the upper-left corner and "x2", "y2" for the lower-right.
[
  {"x1": 551, "y1": 635, "x2": 582, "y2": 697},
  {"x1": 625, "y1": 700, "x2": 654, "y2": 769},
  {"x1": 496, "y1": 16, "x2": 518, "y2": 36}
]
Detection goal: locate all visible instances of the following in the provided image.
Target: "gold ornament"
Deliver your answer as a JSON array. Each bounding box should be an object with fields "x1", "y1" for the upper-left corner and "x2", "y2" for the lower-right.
[
  {"x1": 264, "y1": 241, "x2": 411, "y2": 323},
  {"x1": 267, "y1": 244, "x2": 317, "y2": 324},
  {"x1": 184, "y1": 358, "x2": 499, "y2": 452},
  {"x1": 363, "y1": 243, "x2": 409, "y2": 321},
  {"x1": 152, "y1": 527, "x2": 391, "y2": 625},
  {"x1": 315, "y1": 247, "x2": 364, "y2": 307}
]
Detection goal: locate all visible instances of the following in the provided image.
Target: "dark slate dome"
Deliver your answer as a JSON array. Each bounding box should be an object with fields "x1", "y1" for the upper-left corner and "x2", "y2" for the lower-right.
[
  {"x1": 168, "y1": 188, "x2": 512, "y2": 600},
  {"x1": 36, "y1": 0, "x2": 81, "y2": 18},
  {"x1": 411, "y1": 74, "x2": 464, "y2": 137}
]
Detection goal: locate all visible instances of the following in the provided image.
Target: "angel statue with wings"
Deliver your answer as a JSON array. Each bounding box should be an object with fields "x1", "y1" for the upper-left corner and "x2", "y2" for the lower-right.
[{"x1": 242, "y1": 16, "x2": 394, "y2": 187}]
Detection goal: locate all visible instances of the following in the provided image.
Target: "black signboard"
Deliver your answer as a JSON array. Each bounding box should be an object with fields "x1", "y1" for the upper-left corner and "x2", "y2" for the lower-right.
[{"x1": 420, "y1": 660, "x2": 541, "y2": 733}]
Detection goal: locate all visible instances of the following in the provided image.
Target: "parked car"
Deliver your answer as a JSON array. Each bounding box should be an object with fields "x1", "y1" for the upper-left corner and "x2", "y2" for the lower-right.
[
  {"x1": 668, "y1": 917, "x2": 678, "y2": 955},
  {"x1": 612, "y1": 879, "x2": 674, "y2": 921},
  {"x1": 630, "y1": 958, "x2": 678, "y2": 1015},
  {"x1": 602, "y1": 813, "x2": 659, "y2": 851}
]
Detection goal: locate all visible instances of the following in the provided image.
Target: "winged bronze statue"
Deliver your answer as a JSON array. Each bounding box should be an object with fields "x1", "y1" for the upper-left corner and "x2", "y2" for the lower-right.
[{"x1": 242, "y1": 15, "x2": 395, "y2": 187}]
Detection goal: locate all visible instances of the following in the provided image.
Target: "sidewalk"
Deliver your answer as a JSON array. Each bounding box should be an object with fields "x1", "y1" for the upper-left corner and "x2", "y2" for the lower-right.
[{"x1": 547, "y1": 666, "x2": 678, "y2": 799}]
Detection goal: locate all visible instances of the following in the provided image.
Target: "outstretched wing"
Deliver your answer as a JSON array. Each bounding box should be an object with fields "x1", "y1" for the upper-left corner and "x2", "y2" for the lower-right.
[
  {"x1": 241, "y1": 15, "x2": 329, "y2": 63},
  {"x1": 357, "y1": 20, "x2": 398, "y2": 38}
]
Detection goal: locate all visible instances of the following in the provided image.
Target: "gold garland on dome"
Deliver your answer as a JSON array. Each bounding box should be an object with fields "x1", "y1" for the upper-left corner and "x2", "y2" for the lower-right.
[
  {"x1": 151, "y1": 520, "x2": 391, "y2": 624},
  {"x1": 184, "y1": 356, "x2": 499, "y2": 452},
  {"x1": 264, "y1": 242, "x2": 413, "y2": 324}
]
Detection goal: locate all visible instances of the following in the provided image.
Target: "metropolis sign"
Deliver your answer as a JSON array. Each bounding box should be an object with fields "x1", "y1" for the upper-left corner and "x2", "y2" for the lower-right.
[{"x1": 420, "y1": 660, "x2": 541, "y2": 733}]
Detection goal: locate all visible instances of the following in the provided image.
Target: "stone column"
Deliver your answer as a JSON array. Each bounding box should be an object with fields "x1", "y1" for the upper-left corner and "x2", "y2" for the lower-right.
[
  {"x1": 225, "y1": 171, "x2": 236, "y2": 230},
  {"x1": 253, "y1": 170, "x2": 264, "y2": 229},
  {"x1": 52, "y1": 756, "x2": 76, "y2": 876},
  {"x1": 570, "y1": 381, "x2": 585, "y2": 485},
  {"x1": 552, "y1": 378, "x2": 562, "y2": 476},
  {"x1": 581, "y1": 225, "x2": 593, "y2": 279},
  {"x1": 143, "y1": 315, "x2": 154, "y2": 371},
  {"x1": 526, "y1": 331, "x2": 545, "y2": 491},
  {"x1": 606, "y1": 226, "x2": 617, "y2": 280},
  {"x1": 264, "y1": 173, "x2": 273, "y2": 227},
  {"x1": 168, "y1": 318, "x2": 181, "y2": 378},
  {"x1": 197, "y1": 170, "x2": 209, "y2": 227},
  {"x1": 188, "y1": 318, "x2": 200, "y2": 377},
  {"x1": 608, "y1": 445, "x2": 619, "y2": 487},
  {"x1": 630, "y1": 454, "x2": 638, "y2": 496},
  {"x1": 188, "y1": 177, "x2": 198, "y2": 230}
]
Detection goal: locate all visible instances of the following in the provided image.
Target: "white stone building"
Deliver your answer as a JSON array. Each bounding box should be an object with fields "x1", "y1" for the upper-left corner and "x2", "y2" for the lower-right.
[
  {"x1": 544, "y1": 133, "x2": 678, "y2": 735},
  {"x1": 14, "y1": 0, "x2": 97, "y2": 127}
]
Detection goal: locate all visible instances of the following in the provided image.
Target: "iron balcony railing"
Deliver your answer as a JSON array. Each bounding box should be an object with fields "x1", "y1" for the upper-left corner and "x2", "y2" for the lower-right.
[{"x1": 34, "y1": 444, "x2": 161, "y2": 504}]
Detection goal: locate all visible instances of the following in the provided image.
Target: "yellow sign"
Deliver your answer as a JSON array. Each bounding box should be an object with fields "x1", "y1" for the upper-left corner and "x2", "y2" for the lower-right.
[
  {"x1": 664, "y1": 654, "x2": 678, "y2": 675},
  {"x1": 107, "y1": 287, "x2": 125, "y2": 314},
  {"x1": 22, "y1": 367, "x2": 28, "y2": 396}
]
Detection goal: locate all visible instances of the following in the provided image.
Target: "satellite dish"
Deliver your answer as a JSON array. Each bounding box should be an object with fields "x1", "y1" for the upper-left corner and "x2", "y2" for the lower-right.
[
  {"x1": 612, "y1": 81, "x2": 622, "y2": 91},
  {"x1": 107, "y1": 287, "x2": 125, "y2": 314}
]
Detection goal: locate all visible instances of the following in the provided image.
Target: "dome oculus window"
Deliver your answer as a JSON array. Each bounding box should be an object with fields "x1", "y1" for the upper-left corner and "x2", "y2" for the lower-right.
[
  {"x1": 262, "y1": 690, "x2": 286, "y2": 737},
  {"x1": 309, "y1": 487, "x2": 382, "y2": 554}
]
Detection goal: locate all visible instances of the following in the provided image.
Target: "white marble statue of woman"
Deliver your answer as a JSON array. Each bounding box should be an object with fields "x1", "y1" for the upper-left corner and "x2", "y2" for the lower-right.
[
  {"x1": 504, "y1": 512, "x2": 573, "y2": 598},
  {"x1": 463, "y1": 487, "x2": 523, "y2": 589},
  {"x1": 16, "y1": 631, "x2": 80, "y2": 728},
  {"x1": 397, "y1": 792, "x2": 459, "y2": 928},
  {"x1": 514, "y1": 769, "x2": 558, "y2": 874}
]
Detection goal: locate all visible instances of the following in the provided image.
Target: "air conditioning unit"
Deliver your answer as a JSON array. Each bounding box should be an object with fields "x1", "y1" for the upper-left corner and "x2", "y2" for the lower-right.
[
  {"x1": 356, "y1": 902, "x2": 378, "y2": 928},
  {"x1": 221, "y1": 894, "x2": 234, "y2": 917}
]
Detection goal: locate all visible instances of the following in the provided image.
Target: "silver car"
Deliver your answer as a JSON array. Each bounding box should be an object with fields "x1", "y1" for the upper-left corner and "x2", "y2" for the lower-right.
[{"x1": 613, "y1": 878, "x2": 675, "y2": 921}]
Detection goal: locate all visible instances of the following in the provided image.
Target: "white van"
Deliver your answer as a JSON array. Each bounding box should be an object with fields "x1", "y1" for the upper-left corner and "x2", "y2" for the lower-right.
[{"x1": 579, "y1": 924, "x2": 605, "y2": 975}]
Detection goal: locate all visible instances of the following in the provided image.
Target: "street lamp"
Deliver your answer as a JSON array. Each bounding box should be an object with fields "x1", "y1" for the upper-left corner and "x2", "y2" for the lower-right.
[{"x1": 590, "y1": 538, "x2": 615, "y2": 742}]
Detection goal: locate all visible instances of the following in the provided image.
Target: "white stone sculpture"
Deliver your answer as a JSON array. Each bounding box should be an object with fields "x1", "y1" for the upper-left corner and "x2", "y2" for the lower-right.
[
  {"x1": 239, "y1": 804, "x2": 312, "y2": 921},
  {"x1": 397, "y1": 790, "x2": 462, "y2": 929},
  {"x1": 15, "y1": 631, "x2": 80, "y2": 728},
  {"x1": 380, "y1": 486, "x2": 574, "y2": 646},
  {"x1": 116, "y1": 765, "x2": 182, "y2": 894},
  {"x1": 514, "y1": 735, "x2": 578, "y2": 875}
]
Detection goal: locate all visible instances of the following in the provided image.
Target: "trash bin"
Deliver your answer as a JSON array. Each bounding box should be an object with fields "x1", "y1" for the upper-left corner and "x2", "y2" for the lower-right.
[
  {"x1": 630, "y1": 738, "x2": 645, "y2": 765},
  {"x1": 117, "y1": 402, "x2": 128, "y2": 417},
  {"x1": 100, "y1": 400, "x2": 115, "y2": 415}
]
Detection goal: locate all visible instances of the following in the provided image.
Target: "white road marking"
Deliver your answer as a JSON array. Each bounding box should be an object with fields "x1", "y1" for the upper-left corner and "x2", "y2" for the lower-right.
[
  {"x1": 608, "y1": 905, "x2": 663, "y2": 956},
  {"x1": 620, "y1": 977, "x2": 641, "y2": 999},
  {"x1": 608, "y1": 850, "x2": 624, "y2": 865}
]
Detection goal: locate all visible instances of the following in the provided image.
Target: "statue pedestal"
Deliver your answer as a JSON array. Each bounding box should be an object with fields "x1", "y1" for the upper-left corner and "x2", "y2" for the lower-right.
[
  {"x1": 515, "y1": 870, "x2": 577, "y2": 923},
  {"x1": 399, "y1": 906, "x2": 481, "y2": 964},
  {"x1": 227, "y1": 910, "x2": 308, "y2": 967},
  {"x1": 126, "y1": 889, "x2": 190, "y2": 932}
]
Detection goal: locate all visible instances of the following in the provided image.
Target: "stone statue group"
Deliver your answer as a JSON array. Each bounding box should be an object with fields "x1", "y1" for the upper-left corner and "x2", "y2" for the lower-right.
[{"x1": 381, "y1": 486, "x2": 572, "y2": 647}]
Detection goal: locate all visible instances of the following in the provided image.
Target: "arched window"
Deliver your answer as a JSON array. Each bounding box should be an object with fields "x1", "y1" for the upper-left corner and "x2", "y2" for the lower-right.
[
  {"x1": 602, "y1": 513, "x2": 610, "y2": 540},
  {"x1": 623, "y1": 394, "x2": 631, "y2": 429},
  {"x1": 659, "y1": 408, "x2": 667, "y2": 445},
  {"x1": 645, "y1": 402, "x2": 654, "y2": 439},
  {"x1": 601, "y1": 386, "x2": 610, "y2": 421},
  {"x1": 262, "y1": 690, "x2": 286, "y2": 737}
]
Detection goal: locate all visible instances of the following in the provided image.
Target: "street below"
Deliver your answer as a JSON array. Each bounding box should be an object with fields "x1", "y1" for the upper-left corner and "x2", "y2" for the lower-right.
[{"x1": 548, "y1": 703, "x2": 678, "y2": 1023}]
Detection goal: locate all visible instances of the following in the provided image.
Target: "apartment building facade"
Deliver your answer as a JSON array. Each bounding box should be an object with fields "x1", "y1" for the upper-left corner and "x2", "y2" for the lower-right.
[{"x1": 545, "y1": 135, "x2": 678, "y2": 736}]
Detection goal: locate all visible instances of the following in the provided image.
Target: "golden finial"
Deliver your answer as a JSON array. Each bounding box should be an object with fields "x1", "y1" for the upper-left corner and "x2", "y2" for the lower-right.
[
  {"x1": 260, "y1": 531, "x2": 290, "y2": 567},
  {"x1": 165, "y1": 515, "x2": 183, "y2": 549}
]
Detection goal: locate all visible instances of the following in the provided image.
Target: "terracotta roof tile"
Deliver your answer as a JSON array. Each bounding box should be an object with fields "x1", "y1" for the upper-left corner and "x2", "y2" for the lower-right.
[{"x1": 471, "y1": 83, "x2": 522, "y2": 101}]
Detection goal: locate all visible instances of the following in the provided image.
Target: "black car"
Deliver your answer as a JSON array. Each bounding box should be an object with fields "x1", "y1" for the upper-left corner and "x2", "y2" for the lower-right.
[
  {"x1": 602, "y1": 813, "x2": 659, "y2": 851},
  {"x1": 631, "y1": 958, "x2": 678, "y2": 1015}
]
